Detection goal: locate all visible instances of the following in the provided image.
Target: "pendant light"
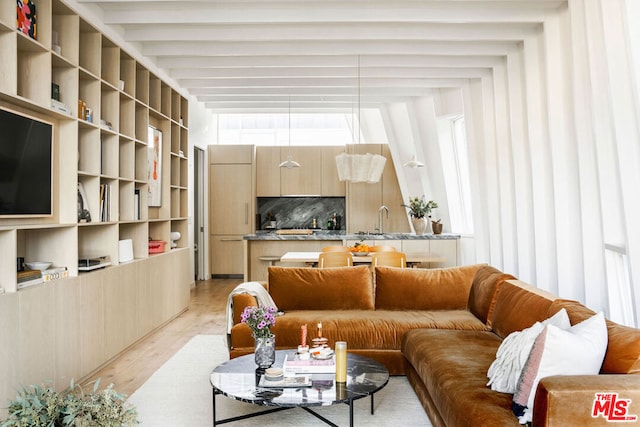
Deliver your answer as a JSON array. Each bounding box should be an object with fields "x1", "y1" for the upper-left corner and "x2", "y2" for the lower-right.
[
  {"x1": 279, "y1": 97, "x2": 300, "y2": 169},
  {"x1": 404, "y1": 154, "x2": 425, "y2": 168}
]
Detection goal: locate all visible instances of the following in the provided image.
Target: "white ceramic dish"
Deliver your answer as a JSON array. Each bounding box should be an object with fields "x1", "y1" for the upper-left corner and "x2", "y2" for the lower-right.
[{"x1": 25, "y1": 261, "x2": 52, "y2": 271}]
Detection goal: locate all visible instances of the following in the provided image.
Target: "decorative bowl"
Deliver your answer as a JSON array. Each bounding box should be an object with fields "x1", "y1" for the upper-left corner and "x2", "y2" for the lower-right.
[{"x1": 25, "y1": 261, "x2": 52, "y2": 271}]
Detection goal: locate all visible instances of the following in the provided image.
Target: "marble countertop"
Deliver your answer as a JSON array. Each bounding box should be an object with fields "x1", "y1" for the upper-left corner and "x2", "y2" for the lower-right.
[{"x1": 244, "y1": 231, "x2": 460, "y2": 240}]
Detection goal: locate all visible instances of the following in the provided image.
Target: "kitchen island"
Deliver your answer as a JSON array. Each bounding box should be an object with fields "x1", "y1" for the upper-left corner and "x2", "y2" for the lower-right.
[{"x1": 243, "y1": 231, "x2": 460, "y2": 281}]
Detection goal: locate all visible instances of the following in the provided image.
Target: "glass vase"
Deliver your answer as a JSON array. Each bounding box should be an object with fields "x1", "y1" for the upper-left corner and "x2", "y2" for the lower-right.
[{"x1": 254, "y1": 334, "x2": 276, "y2": 369}]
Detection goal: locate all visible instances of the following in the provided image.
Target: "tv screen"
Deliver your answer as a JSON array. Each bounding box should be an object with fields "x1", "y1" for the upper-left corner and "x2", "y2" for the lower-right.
[{"x1": 0, "y1": 108, "x2": 53, "y2": 216}]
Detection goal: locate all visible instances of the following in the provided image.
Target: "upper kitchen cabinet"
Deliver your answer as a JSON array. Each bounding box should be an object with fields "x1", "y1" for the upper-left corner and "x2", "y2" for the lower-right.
[
  {"x1": 255, "y1": 146, "x2": 281, "y2": 196},
  {"x1": 256, "y1": 146, "x2": 345, "y2": 197},
  {"x1": 209, "y1": 144, "x2": 253, "y2": 164},
  {"x1": 280, "y1": 147, "x2": 321, "y2": 196},
  {"x1": 321, "y1": 146, "x2": 346, "y2": 196}
]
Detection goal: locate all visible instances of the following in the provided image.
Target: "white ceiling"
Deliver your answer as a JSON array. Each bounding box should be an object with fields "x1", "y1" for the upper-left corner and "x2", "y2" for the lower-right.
[{"x1": 75, "y1": 0, "x2": 566, "y2": 113}]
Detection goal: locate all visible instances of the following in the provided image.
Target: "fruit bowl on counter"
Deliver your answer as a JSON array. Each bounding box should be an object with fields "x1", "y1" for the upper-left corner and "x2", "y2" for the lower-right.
[{"x1": 350, "y1": 243, "x2": 370, "y2": 256}]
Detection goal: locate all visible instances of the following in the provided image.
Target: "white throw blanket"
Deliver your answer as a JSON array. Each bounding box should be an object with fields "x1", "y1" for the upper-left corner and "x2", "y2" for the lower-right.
[{"x1": 225, "y1": 281, "x2": 278, "y2": 340}]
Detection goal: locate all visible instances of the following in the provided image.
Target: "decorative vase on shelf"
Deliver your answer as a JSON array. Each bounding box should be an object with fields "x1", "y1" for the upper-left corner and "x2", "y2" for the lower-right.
[
  {"x1": 412, "y1": 217, "x2": 429, "y2": 235},
  {"x1": 254, "y1": 334, "x2": 276, "y2": 369},
  {"x1": 432, "y1": 221, "x2": 443, "y2": 235}
]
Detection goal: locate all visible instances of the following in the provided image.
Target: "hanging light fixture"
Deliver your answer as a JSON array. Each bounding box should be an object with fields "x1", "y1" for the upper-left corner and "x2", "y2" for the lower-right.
[
  {"x1": 335, "y1": 56, "x2": 386, "y2": 183},
  {"x1": 404, "y1": 154, "x2": 425, "y2": 168},
  {"x1": 279, "y1": 97, "x2": 300, "y2": 169}
]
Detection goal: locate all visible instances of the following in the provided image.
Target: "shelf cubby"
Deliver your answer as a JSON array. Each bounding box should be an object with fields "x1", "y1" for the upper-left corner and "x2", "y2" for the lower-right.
[
  {"x1": 51, "y1": 55, "x2": 78, "y2": 116},
  {"x1": 52, "y1": 0, "x2": 79, "y2": 65},
  {"x1": 180, "y1": 96, "x2": 188, "y2": 127},
  {"x1": 160, "y1": 82, "x2": 171, "y2": 117},
  {"x1": 119, "y1": 137, "x2": 135, "y2": 181},
  {"x1": 119, "y1": 51, "x2": 135, "y2": 97},
  {"x1": 148, "y1": 73, "x2": 161, "y2": 112},
  {"x1": 77, "y1": 222, "x2": 118, "y2": 264},
  {"x1": 119, "y1": 222, "x2": 148, "y2": 259},
  {"x1": 119, "y1": 94, "x2": 134, "y2": 138},
  {"x1": 17, "y1": 225, "x2": 77, "y2": 275},
  {"x1": 134, "y1": 102, "x2": 149, "y2": 141},
  {"x1": 79, "y1": 19, "x2": 100, "y2": 77},
  {"x1": 170, "y1": 89, "x2": 180, "y2": 122},
  {"x1": 78, "y1": 124, "x2": 101, "y2": 175},
  {"x1": 170, "y1": 155, "x2": 180, "y2": 188},
  {"x1": 148, "y1": 220, "x2": 170, "y2": 253},
  {"x1": 118, "y1": 181, "x2": 135, "y2": 222},
  {"x1": 135, "y1": 64, "x2": 149, "y2": 105},
  {"x1": 0, "y1": 1, "x2": 14, "y2": 28},
  {"x1": 134, "y1": 141, "x2": 148, "y2": 183},
  {"x1": 171, "y1": 219, "x2": 188, "y2": 249},
  {"x1": 100, "y1": 82, "x2": 119, "y2": 132},
  {"x1": 98, "y1": 177, "x2": 119, "y2": 222},
  {"x1": 78, "y1": 69, "x2": 100, "y2": 122},
  {"x1": 100, "y1": 131, "x2": 119, "y2": 178},
  {"x1": 101, "y1": 37, "x2": 120, "y2": 87},
  {"x1": 78, "y1": 175, "x2": 101, "y2": 222},
  {"x1": 17, "y1": 34, "x2": 50, "y2": 106}
]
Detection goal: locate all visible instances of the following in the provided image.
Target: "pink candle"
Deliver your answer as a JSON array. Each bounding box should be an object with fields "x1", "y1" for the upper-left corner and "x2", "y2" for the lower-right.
[{"x1": 301, "y1": 324, "x2": 307, "y2": 347}]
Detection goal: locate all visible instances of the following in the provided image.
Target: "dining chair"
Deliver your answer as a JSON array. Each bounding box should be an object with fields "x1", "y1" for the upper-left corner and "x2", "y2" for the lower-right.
[
  {"x1": 322, "y1": 245, "x2": 352, "y2": 252},
  {"x1": 369, "y1": 245, "x2": 397, "y2": 252},
  {"x1": 371, "y1": 251, "x2": 406, "y2": 268},
  {"x1": 318, "y1": 251, "x2": 354, "y2": 268}
]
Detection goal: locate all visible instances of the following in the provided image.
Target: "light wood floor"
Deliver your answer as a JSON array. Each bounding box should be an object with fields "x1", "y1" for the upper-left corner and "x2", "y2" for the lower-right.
[{"x1": 83, "y1": 278, "x2": 242, "y2": 397}]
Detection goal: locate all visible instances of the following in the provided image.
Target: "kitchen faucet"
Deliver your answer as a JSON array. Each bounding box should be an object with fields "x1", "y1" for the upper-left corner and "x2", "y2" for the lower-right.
[{"x1": 377, "y1": 205, "x2": 389, "y2": 234}]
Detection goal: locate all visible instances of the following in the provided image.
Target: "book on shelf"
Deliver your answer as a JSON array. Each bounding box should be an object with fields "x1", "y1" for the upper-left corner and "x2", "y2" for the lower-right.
[
  {"x1": 99, "y1": 183, "x2": 112, "y2": 222},
  {"x1": 17, "y1": 270, "x2": 41, "y2": 282},
  {"x1": 134, "y1": 189, "x2": 140, "y2": 220},
  {"x1": 41, "y1": 267, "x2": 68, "y2": 282},
  {"x1": 283, "y1": 352, "x2": 336, "y2": 374},
  {"x1": 17, "y1": 277, "x2": 44, "y2": 290}
]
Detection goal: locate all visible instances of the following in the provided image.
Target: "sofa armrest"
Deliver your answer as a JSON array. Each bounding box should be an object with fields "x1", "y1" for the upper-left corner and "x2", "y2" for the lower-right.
[
  {"x1": 232, "y1": 293, "x2": 259, "y2": 325},
  {"x1": 533, "y1": 375, "x2": 640, "y2": 426}
]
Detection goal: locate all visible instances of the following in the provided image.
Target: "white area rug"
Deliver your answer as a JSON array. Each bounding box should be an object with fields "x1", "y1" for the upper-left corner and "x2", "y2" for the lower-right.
[{"x1": 128, "y1": 335, "x2": 432, "y2": 426}]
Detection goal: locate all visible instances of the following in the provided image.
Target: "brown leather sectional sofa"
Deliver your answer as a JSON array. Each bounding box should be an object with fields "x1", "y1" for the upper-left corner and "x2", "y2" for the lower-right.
[{"x1": 228, "y1": 264, "x2": 640, "y2": 426}]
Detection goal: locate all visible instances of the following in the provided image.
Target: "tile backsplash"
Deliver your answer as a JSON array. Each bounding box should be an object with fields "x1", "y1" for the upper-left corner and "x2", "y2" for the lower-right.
[{"x1": 257, "y1": 197, "x2": 345, "y2": 230}]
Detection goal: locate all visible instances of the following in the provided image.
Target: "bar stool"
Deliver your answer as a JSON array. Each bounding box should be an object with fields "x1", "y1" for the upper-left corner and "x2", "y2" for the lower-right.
[{"x1": 258, "y1": 255, "x2": 281, "y2": 267}]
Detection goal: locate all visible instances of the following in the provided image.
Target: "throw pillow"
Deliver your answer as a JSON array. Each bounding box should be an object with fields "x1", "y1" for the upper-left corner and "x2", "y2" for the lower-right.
[
  {"x1": 512, "y1": 311, "x2": 608, "y2": 424},
  {"x1": 486, "y1": 308, "x2": 570, "y2": 393}
]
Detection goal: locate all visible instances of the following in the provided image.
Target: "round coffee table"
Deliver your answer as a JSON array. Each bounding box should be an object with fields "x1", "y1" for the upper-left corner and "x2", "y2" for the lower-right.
[{"x1": 210, "y1": 350, "x2": 389, "y2": 427}]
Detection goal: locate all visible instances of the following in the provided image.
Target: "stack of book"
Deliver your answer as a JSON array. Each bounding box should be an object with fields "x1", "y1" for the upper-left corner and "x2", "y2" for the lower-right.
[
  {"x1": 17, "y1": 270, "x2": 43, "y2": 289},
  {"x1": 283, "y1": 352, "x2": 336, "y2": 374},
  {"x1": 41, "y1": 267, "x2": 68, "y2": 282}
]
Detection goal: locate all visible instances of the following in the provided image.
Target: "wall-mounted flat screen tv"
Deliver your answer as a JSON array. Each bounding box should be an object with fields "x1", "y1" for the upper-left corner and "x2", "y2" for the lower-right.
[{"x1": 0, "y1": 108, "x2": 53, "y2": 216}]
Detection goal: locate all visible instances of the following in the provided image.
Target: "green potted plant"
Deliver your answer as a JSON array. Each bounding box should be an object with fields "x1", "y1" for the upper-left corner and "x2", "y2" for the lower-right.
[
  {"x1": 402, "y1": 196, "x2": 438, "y2": 234},
  {"x1": 1, "y1": 379, "x2": 138, "y2": 427}
]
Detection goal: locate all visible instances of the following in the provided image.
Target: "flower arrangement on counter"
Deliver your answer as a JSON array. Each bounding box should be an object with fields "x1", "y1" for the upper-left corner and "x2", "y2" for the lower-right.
[
  {"x1": 402, "y1": 196, "x2": 438, "y2": 218},
  {"x1": 241, "y1": 305, "x2": 277, "y2": 338}
]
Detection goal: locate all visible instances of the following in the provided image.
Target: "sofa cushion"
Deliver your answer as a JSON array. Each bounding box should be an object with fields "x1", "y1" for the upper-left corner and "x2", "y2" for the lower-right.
[
  {"x1": 549, "y1": 299, "x2": 640, "y2": 374},
  {"x1": 375, "y1": 264, "x2": 483, "y2": 310},
  {"x1": 467, "y1": 265, "x2": 516, "y2": 326},
  {"x1": 490, "y1": 280, "x2": 556, "y2": 339},
  {"x1": 268, "y1": 265, "x2": 374, "y2": 311}
]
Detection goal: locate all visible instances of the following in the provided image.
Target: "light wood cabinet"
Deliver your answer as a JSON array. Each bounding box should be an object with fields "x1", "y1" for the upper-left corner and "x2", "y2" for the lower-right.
[
  {"x1": 280, "y1": 147, "x2": 322, "y2": 195},
  {"x1": 255, "y1": 146, "x2": 345, "y2": 197},
  {"x1": 401, "y1": 239, "x2": 458, "y2": 268},
  {"x1": 321, "y1": 147, "x2": 346, "y2": 196},
  {"x1": 209, "y1": 147, "x2": 253, "y2": 276},
  {"x1": 0, "y1": 0, "x2": 192, "y2": 410},
  {"x1": 255, "y1": 146, "x2": 281, "y2": 196},
  {"x1": 209, "y1": 164, "x2": 252, "y2": 235}
]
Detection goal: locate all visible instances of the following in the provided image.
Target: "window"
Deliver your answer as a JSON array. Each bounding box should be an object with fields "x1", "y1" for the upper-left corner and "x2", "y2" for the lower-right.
[
  {"x1": 438, "y1": 116, "x2": 474, "y2": 234},
  {"x1": 604, "y1": 244, "x2": 636, "y2": 327}
]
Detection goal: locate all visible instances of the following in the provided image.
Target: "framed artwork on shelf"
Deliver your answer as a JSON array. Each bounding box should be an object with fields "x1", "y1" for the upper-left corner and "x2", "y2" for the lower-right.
[
  {"x1": 17, "y1": 0, "x2": 37, "y2": 40},
  {"x1": 147, "y1": 125, "x2": 162, "y2": 207}
]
